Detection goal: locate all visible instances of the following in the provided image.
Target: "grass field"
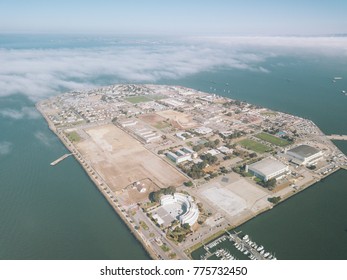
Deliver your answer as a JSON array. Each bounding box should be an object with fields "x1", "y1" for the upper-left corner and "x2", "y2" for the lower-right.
[
  {"x1": 65, "y1": 131, "x2": 81, "y2": 142},
  {"x1": 147, "y1": 94, "x2": 165, "y2": 100},
  {"x1": 154, "y1": 121, "x2": 170, "y2": 129},
  {"x1": 139, "y1": 220, "x2": 149, "y2": 230},
  {"x1": 255, "y1": 132, "x2": 291, "y2": 147},
  {"x1": 125, "y1": 95, "x2": 152, "y2": 103},
  {"x1": 238, "y1": 139, "x2": 272, "y2": 153}
]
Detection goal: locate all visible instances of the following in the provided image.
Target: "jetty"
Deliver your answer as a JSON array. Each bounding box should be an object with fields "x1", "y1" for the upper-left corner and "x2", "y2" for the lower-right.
[
  {"x1": 327, "y1": 135, "x2": 347, "y2": 141},
  {"x1": 50, "y1": 153, "x2": 72, "y2": 166}
]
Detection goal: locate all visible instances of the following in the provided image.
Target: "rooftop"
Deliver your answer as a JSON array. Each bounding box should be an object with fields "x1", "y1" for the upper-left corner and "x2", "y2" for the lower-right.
[
  {"x1": 249, "y1": 158, "x2": 288, "y2": 176},
  {"x1": 287, "y1": 145, "x2": 320, "y2": 158}
]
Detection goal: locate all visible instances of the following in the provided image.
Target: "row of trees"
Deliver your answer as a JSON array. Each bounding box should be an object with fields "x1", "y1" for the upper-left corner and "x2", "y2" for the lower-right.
[
  {"x1": 149, "y1": 186, "x2": 176, "y2": 202},
  {"x1": 192, "y1": 139, "x2": 220, "y2": 152}
]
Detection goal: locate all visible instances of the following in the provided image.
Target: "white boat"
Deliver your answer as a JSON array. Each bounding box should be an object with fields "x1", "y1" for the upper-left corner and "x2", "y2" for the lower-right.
[
  {"x1": 264, "y1": 252, "x2": 270, "y2": 258},
  {"x1": 334, "y1": 77, "x2": 343, "y2": 80},
  {"x1": 243, "y1": 234, "x2": 249, "y2": 241},
  {"x1": 257, "y1": 245, "x2": 264, "y2": 252},
  {"x1": 260, "y1": 249, "x2": 265, "y2": 255}
]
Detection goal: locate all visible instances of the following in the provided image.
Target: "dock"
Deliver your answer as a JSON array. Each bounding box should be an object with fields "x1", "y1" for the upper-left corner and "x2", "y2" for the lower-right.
[
  {"x1": 50, "y1": 153, "x2": 72, "y2": 166},
  {"x1": 327, "y1": 135, "x2": 347, "y2": 141}
]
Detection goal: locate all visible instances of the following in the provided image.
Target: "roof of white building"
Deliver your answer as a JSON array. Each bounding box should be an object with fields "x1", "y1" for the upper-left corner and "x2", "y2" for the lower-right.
[{"x1": 249, "y1": 158, "x2": 288, "y2": 177}]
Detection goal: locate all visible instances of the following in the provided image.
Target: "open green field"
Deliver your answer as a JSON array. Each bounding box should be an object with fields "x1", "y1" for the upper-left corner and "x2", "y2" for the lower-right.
[
  {"x1": 125, "y1": 95, "x2": 152, "y2": 103},
  {"x1": 255, "y1": 132, "x2": 291, "y2": 147},
  {"x1": 147, "y1": 94, "x2": 166, "y2": 100},
  {"x1": 154, "y1": 121, "x2": 170, "y2": 129},
  {"x1": 238, "y1": 139, "x2": 272, "y2": 153},
  {"x1": 65, "y1": 131, "x2": 81, "y2": 142}
]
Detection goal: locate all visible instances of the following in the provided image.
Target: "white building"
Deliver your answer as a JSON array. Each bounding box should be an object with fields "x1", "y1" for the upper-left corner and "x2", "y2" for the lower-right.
[
  {"x1": 247, "y1": 158, "x2": 289, "y2": 182},
  {"x1": 160, "y1": 193, "x2": 199, "y2": 226},
  {"x1": 166, "y1": 147, "x2": 194, "y2": 164},
  {"x1": 286, "y1": 145, "x2": 323, "y2": 166},
  {"x1": 194, "y1": 126, "x2": 213, "y2": 135}
]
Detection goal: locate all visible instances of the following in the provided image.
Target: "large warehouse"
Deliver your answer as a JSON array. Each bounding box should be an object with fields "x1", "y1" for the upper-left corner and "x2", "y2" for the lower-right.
[
  {"x1": 246, "y1": 158, "x2": 289, "y2": 182},
  {"x1": 286, "y1": 144, "x2": 323, "y2": 165}
]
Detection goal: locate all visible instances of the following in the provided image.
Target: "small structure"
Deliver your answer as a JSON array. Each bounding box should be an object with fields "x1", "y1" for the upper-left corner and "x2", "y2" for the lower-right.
[
  {"x1": 286, "y1": 145, "x2": 323, "y2": 166},
  {"x1": 246, "y1": 158, "x2": 289, "y2": 182}
]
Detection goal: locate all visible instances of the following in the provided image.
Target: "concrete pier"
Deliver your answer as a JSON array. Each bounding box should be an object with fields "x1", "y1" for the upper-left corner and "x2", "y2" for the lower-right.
[
  {"x1": 327, "y1": 135, "x2": 347, "y2": 141},
  {"x1": 50, "y1": 154, "x2": 72, "y2": 166}
]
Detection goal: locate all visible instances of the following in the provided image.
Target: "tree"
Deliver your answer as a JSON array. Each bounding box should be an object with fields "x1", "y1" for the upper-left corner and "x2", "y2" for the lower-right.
[
  {"x1": 184, "y1": 181, "x2": 193, "y2": 187},
  {"x1": 268, "y1": 196, "x2": 281, "y2": 204},
  {"x1": 249, "y1": 152, "x2": 257, "y2": 158},
  {"x1": 182, "y1": 223, "x2": 191, "y2": 230},
  {"x1": 264, "y1": 178, "x2": 276, "y2": 189}
]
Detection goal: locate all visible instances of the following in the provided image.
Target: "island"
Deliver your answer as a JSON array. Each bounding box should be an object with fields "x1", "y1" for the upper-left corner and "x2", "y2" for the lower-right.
[{"x1": 37, "y1": 84, "x2": 347, "y2": 260}]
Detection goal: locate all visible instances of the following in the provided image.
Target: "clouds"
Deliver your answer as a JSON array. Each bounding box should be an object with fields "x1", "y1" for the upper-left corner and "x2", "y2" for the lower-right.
[
  {"x1": 0, "y1": 141, "x2": 12, "y2": 155},
  {"x1": 34, "y1": 131, "x2": 54, "y2": 147},
  {"x1": 192, "y1": 36, "x2": 347, "y2": 56},
  {"x1": 1, "y1": 36, "x2": 347, "y2": 100},
  {"x1": 0, "y1": 106, "x2": 40, "y2": 120},
  {"x1": 0, "y1": 39, "x2": 270, "y2": 100}
]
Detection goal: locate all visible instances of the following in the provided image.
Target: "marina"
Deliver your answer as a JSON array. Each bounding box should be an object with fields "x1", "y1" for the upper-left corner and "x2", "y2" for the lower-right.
[{"x1": 198, "y1": 231, "x2": 275, "y2": 261}]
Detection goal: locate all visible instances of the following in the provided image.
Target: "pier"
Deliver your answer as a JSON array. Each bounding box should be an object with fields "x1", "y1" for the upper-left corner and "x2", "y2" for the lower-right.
[
  {"x1": 200, "y1": 230, "x2": 274, "y2": 260},
  {"x1": 327, "y1": 135, "x2": 347, "y2": 141},
  {"x1": 224, "y1": 230, "x2": 270, "y2": 260},
  {"x1": 50, "y1": 154, "x2": 72, "y2": 166}
]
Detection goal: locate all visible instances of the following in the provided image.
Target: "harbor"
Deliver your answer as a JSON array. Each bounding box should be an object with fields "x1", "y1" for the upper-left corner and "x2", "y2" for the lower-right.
[
  {"x1": 50, "y1": 153, "x2": 72, "y2": 166},
  {"x1": 198, "y1": 231, "x2": 275, "y2": 261}
]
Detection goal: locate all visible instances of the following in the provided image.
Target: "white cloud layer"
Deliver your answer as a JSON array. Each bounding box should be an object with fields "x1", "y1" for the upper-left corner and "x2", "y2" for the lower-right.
[
  {"x1": 1, "y1": 36, "x2": 346, "y2": 100},
  {"x1": 0, "y1": 106, "x2": 40, "y2": 120},
  {"x1": 0, "y1": 141, "x2": 12, "y2": 155},
  {"x1": 34, "y1": 131, "x2": 54, "y2": 147}
]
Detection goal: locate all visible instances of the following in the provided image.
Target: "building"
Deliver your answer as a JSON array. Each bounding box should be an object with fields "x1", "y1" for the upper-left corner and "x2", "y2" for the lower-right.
[
  {"x1": 246, "y1": 158, "x2": 289, "y2": 182},
  {"x1": 166, "y1": 147, "x2": 194, "y2": 164},
  {"x1": 160, "y1": 193, "x2": 199, "y2": 226},
  {"x1": 286, "y1": 145, "x2": 323, "y2": 165},
  {"x1": 194, "y1": 126, "x2": 213, "y2": 135}
]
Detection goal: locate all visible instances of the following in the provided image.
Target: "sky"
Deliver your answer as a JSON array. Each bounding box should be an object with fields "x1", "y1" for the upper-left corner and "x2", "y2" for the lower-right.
[{"x1": 0, "y1": 0, "x2": 346, "y2": 35}]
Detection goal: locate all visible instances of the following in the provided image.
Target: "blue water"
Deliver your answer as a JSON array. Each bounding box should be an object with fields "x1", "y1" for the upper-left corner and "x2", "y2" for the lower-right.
[{"x1": 0, "y1": 34, "x2": 346, "y2": 259}]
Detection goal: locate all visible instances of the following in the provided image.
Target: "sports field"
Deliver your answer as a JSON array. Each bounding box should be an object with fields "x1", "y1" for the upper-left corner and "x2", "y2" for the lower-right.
[
  {"x1": 255, "y1": 132, "x2": 291, "y2": 147},
  {"x1": 125, "y1": 95, "x2": 152, "y2": 103},
  {"x1": 238, "y1": 139, "x2": 272, "y2": 153}
]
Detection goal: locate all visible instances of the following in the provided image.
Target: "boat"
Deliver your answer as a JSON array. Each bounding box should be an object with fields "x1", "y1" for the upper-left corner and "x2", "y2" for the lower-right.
[
  {"x1": 334, "y1": 77, "x2": 343, "y2": 80},
  {"x1": 257, "y1": 245, "x2": 264, "y2": 252},
  {"x1": 243, "y1": 234, "x2": 249, "y2": 241},
  {"x1": 260, "y1": 249, "x2": 265, "y2": 255},
  {"x1": 264, "y1": 252, "x2": 270, "y2": 258}
]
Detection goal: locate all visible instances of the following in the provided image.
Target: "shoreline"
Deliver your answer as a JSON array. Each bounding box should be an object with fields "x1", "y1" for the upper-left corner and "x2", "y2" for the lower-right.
[
  {"x1": 36, "y1": 102, "x2": 158, "y2": 260},
  {"x1": 35, "y1": 84, "x2": 346, "y2": 260},
  {"x1": 186, "y1": 166, "x2": 344, "y2": 258}
]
